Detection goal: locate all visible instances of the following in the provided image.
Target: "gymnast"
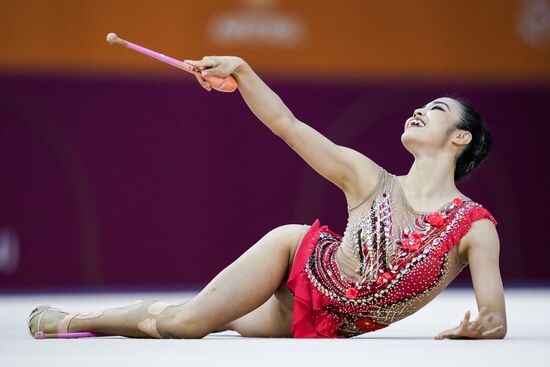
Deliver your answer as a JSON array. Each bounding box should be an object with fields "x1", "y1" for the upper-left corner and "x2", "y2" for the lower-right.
[{"x1": 28, "y1": 56, "x2": 507, "y2": 340}]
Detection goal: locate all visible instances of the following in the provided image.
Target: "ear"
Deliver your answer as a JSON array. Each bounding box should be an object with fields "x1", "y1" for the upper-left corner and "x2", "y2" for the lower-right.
[{"x1": 453, "y1": 130, "x2": 472, "y2": 146}]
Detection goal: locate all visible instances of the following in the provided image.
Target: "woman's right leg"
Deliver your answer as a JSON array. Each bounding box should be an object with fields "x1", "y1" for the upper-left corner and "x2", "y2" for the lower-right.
[{"x1": 29, "y1": 223, "x2": 310, "y2": 339}]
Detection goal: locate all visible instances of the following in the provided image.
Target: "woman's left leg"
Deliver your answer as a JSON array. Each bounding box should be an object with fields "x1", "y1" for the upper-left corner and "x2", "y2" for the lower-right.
[
  {"x1": 219, "y1": 283, "x2": 295, "y2": 337},
  {"x1": 29, "y1": 224, "x2": 308, "y2": 339}
]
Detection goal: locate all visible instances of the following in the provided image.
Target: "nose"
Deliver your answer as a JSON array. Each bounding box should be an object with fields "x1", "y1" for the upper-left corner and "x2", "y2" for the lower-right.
[{"x1": 413, "y1": 108, "x2": 424, "y2": 117}]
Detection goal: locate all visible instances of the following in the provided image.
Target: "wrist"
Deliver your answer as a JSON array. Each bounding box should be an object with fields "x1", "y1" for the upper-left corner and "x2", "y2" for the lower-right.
[{"x1": 233, "y1": 58, "x2": 250, "y2": 75}]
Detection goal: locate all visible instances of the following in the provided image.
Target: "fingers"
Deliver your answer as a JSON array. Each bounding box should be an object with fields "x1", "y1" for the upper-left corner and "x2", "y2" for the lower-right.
[
  {"x1": 481, "y1": 325, "x2": 504, "y2": 337},
  {"x1": 184, "y1": 57, "x2": 229, "y2": 83},
  {"x1": 194, "y1": 73, "x2": 212, "y2": 91},
  {"x1": 434, "y1": 332, "x2": 459, "y2": 340},
  {"x1": 184, "y1": 57, "x2": 218, "y2": 69},
  {"x1": 180, "y1": 62, "x2": 201, "y2": 75},
  {"x1": 460, "y1": 310, "x2": 470, "y2": 329},
  {"x1": 200, "y1": 66, "x2": 229, "y2": 78},
  {"x1": 472, "y1": 307, "x2": 493, "y2": 332},
  {"x1": 436, "y1": 308, "x2": 504, "y2": 340},
  {"x1": 434, "y1": 327, "x2": 458, "y2": 340},
  {"x1": 477, "y1": 306, "x2": 488, "y2": 321}
]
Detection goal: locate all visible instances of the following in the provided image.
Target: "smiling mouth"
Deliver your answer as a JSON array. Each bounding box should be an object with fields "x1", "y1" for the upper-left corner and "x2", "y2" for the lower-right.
[{"x1": 407, "y1": 118, "x2": 426, "y2": 128}]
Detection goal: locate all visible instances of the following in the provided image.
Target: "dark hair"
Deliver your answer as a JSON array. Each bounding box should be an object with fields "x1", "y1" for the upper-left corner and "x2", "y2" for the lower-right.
[{"x1": 452, "y1": 98, "x2": 493, "y2": 182}]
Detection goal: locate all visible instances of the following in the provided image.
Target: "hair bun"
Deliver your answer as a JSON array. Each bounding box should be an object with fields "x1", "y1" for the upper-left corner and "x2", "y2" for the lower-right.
[{"x1": 453, "y1": 98, "x2": 493, "y2": 182}]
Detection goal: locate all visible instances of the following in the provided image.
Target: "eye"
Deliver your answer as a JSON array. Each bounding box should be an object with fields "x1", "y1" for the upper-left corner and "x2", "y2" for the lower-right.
[{"x1": 431, "y1": 106, "x2": 445, "y2": 111}]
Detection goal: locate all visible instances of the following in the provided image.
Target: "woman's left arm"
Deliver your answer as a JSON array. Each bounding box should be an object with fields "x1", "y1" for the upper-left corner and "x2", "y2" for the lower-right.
[{"x1": 434, "y1": 219, "x2": 507, "y2": 340}]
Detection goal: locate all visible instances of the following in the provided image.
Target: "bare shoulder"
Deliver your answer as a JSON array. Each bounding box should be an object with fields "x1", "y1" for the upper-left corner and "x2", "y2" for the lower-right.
[
  {"x1": 340, "y1": 146, "x2": 384, "y2": 208},
  {"x1": 339, "y1": 145, "x2": 382, "y2": 179},
  {"x1": 458, "y1": 218, "x2": 499, "y2": 265}
]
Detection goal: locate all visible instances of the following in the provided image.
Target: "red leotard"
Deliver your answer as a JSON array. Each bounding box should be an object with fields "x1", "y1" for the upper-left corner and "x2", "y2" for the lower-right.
[{"x1": 284, "y1": 167, "x2": 498, "y2": 338}]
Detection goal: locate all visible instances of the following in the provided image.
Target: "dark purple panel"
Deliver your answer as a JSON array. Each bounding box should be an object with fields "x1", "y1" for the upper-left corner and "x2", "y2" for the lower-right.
[{"x1": 1, "y1": 72, "x2": 548, "y2": 291}]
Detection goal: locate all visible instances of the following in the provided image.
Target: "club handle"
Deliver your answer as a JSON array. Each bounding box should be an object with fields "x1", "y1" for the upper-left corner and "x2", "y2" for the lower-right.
[
  {"x1": 126, "y1": 43, "x2": 238, "y2": 93},
  {"x1": 107, "y1": 33, "x2": 238, "y2": 93}
]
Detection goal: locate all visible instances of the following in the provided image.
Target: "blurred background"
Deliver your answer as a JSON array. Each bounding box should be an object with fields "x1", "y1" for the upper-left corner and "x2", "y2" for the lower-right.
[{"x1": 0, "y1": 0, "x2": 549, "y2": 292}]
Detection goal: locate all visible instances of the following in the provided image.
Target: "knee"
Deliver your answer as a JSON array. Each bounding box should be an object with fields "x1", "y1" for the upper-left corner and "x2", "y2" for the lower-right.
[{"x1": 156, "y1": 310, "x2": 209, "y2": 339}]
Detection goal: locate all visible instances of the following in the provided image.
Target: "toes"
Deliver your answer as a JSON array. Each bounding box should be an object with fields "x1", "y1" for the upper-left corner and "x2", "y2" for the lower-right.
[
  {"x1": 28, "y1": 306, "x2": 70, "y2": 337},
  {"x1": 28, "y1": 304, "x2": 50, "y2": 336}
]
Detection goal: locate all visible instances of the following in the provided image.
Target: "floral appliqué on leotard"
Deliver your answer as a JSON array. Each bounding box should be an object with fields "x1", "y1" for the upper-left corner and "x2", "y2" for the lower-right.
[{"x1": 284, "y1": 167, "x2": 498, "y2": 338}]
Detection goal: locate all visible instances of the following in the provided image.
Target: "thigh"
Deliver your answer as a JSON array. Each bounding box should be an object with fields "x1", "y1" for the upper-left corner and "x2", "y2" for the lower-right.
[
  {"x1": 225, "y1": 284, "x2": 294, "y2": 337},
  {"x1": 223, "y1": 224, "x2": 310, "y2": 337},
  {"x1": 283, "y1": 223, "x2": 310, "y2": 284},
  {"x1": 178, "y1": 224, "x2": 308, "y2": 336}
]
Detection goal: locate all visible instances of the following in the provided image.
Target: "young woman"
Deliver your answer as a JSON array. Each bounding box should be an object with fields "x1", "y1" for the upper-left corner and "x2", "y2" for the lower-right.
[{"x1": 28, "y1": 57, "x2": 507, "y2": 340}]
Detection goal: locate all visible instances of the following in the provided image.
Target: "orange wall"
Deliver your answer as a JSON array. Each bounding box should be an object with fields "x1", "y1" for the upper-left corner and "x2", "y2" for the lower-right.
[{"x1": 1, "y1": 0, "x2": 549, "y2": 79}]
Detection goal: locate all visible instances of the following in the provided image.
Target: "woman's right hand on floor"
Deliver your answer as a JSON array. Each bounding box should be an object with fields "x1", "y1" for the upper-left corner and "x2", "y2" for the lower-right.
[
  {"x1": 184, "y1": 56, "x2": 244, "y2": 92},
  {"x1": 434, "y1": 306, "x2": 506, "y2": 340}
]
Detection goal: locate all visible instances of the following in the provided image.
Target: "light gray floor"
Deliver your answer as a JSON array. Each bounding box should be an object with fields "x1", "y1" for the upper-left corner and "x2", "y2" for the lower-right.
[{"x1": 1, "y1": 288, "x2": 548, "y2": 366}]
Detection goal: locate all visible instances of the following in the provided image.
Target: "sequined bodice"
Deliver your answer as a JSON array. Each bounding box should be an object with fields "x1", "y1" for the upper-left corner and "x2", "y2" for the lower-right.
[
  {"x1": 300, "y1": 166, "x2": 498, "y2": 337},
  {"x1": 337, "y1": 167, "x2": 471, "y2": 286}
]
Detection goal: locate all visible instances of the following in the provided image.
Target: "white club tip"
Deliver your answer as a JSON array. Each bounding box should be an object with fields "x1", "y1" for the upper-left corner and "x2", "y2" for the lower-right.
[{"x1": 106, "y1": 33, "x2": 118, "y2": 44}]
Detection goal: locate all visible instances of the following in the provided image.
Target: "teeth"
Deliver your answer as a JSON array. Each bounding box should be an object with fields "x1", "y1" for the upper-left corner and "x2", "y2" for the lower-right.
[{"x1": 409, "y1": 119, "x2": 425, "y2": 128}]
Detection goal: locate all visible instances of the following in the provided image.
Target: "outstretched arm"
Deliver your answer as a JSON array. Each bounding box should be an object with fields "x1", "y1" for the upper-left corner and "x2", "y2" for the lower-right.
[
  {"x1": 435, "y1": 219, "x2": 507, "y2": 340},
  {"x1": 184, "y1": 56, "x2": 381, "y2": 208}
]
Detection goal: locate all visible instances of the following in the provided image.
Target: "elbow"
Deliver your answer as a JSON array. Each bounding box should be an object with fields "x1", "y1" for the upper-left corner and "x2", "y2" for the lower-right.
[{"x1": 274, "y1": 116, "x2": 299, "y2": 141}]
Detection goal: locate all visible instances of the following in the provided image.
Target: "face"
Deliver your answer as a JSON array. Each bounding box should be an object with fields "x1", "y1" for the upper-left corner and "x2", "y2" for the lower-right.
[{"x1": 401, "y1": 97, "x2": 470, "y2": 157}]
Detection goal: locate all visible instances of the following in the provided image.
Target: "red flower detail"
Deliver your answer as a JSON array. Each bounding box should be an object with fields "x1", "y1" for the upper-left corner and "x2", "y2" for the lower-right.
[
  {"x1": 345, "y1": 287, "x2": 358, "y2": 299},
  {"x1": 402, "y1": 231, "x2": 422, "y2": 251},
  {"x1": 428, "y1": 212, "x2": 445, "y2": 226},
  {"x1": 354, "y1": 316, "x2": 388, "y2": 332},
  {"x1": 402, "y1": 242, "x2": 418, "y2": 251},
  {"x1": 453, "y1": 197, "x2": 463, "y2": 207},
  {"x1": 376, "y1": 272, "x2": 393, "y2": 285}
]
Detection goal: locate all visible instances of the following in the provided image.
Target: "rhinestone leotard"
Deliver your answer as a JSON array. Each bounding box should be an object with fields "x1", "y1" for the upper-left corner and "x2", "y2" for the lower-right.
[{"x1": 284, "y1": 166, "x2": 498, "y2": 338}]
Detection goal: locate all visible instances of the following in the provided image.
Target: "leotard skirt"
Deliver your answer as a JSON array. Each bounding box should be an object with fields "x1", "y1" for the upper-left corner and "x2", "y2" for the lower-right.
[{"x1": 283, "y1": 219, "x2": 347, "y2": 338}]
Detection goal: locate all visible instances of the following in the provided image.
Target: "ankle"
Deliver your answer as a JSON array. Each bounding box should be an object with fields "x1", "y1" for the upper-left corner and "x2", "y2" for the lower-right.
[
  {"x1": 134, "y1": 301, "x2": 180, "y2": 339},
  {"x1": 63, "y1": 310, "x2": 105, "y2": 333}
]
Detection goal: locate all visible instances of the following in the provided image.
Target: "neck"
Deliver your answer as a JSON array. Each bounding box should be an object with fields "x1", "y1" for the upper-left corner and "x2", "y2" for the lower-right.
[{"x1": 402, "y1": 155, "x2": 458, "y2": 201}]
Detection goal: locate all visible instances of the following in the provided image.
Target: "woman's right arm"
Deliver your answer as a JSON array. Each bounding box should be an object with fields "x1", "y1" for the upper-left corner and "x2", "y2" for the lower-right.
[{"x1": 185, "y1": 56, "x2": 381, "y2": 207}]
